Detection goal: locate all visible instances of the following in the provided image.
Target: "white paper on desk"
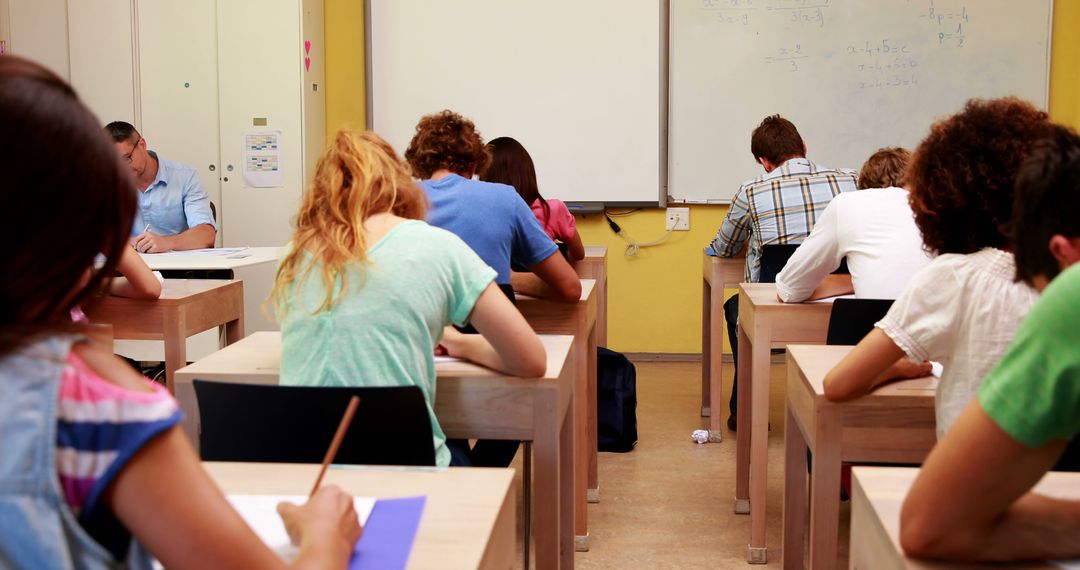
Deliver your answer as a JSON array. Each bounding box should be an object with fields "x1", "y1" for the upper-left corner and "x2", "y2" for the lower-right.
[
  {"x1": 146, "y1": 247, "x2": 250, "y2": 257},
  {"x1": 227, "y1": 495, "x2": 376, "y2": 560},
  {"x1": 433, "y1": 355, "x2": 463, "y2": 364},
  {"x1": 930, "y1": 361, "x2": 943, "y2": 378},
  {"x1": 808, "y1": 294, "x2": 856, "y2": 304}
]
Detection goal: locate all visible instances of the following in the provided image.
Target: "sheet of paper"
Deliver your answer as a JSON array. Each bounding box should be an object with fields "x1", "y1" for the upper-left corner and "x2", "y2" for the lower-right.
[
  {"x1": 433, "y1": 355, "x2": 463, "y2": 364},
  {"x1": 243, "y1": 130, "x2": 284, "y2": 188},
  {"x1": 809, "y1": 294, "x2": 856, "y2": 304},
  {"x1": 227, "y1": 494, "x2": 377, "y2": 560},
  {"x1": 930, "y1": 361, "x2": 944, "y2": 378},
  {"x1": 144, "y1": 247, "x2": 250, "y2": 257}
]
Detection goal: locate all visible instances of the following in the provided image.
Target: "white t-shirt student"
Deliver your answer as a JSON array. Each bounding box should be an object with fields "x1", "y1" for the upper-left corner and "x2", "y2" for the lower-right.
[{"x1": 776, "y1": 186, "x2": 933, "y2": 302}]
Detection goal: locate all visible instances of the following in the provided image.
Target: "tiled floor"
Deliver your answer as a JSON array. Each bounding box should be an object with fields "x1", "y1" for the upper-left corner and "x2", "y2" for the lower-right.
[{"x1": 509, "y1": 359, "x2": 851, "y2": 569}]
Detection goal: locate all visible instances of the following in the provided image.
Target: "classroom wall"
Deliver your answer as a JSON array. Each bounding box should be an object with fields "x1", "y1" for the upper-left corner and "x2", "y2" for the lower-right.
[
  {"x1": 327, "y1": 2, "x2": 1080, "y2": 354},
  {"x1": 324, "y1": 0, "x2": 365, "y2": 140}
]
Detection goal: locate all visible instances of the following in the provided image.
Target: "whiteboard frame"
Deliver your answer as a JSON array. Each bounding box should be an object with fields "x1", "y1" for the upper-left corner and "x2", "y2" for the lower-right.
[
  {"x1": 363, "y1": 0, "x2": 669, "y2": 210},
  {"x1": 362, "y1": 0, "x2": 1053, "y2": 208}
]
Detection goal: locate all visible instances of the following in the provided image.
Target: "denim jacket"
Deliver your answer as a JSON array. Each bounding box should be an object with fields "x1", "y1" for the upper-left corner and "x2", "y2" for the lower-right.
[{"x1": 0, "y1": 335, "x2": 153, "y2": 569}]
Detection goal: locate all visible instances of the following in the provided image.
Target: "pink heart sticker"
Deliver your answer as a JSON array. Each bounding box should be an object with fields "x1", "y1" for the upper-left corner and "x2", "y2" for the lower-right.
[
  {"x1": 305, "y1": 57, "x2": 311, "y2": 72},
  {"x1": 304, "y1": 40, "x2": 311, "y2": 55}
]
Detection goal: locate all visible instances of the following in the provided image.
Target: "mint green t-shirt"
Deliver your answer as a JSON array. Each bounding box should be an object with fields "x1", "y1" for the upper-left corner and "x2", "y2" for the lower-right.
[
  {"x1": 979, "y1": 263, "x2": 1080, "y2": 447},
  {"x1": 279, "y1": 220, "x2": 497, "y2": 467}
]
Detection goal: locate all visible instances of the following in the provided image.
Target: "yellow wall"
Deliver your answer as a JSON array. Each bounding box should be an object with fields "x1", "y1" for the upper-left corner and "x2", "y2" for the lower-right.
[
  {"x1": 1050, "y1": 0, "x2": 1080, "y2": 129},
  {"x1": 324, "y1": 0, "x2": 365, "y2": 140},
  {"x1": 327, "y1": 3, "x2": 1078, "y2": 353}
]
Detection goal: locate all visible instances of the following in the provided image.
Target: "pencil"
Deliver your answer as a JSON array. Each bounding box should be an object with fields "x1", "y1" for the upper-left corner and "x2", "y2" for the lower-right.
[{"x1": 310, "y1": 395, "x2": 361, "y2": 497}]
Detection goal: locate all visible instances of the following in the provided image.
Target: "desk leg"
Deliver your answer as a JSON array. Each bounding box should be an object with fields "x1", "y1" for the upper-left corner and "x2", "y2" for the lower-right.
[
  {"x1": 735, "y1": 324, "x2": 751, "y2": 515},
  {"x1": 808, "y1": 410, "x2": 842, "y2": 569},
  {"x1": 597, "y1": 276, "x2": 608, "y2": 347},
  {"x1": 748, "y1": 327, "x2": 771, "y2": 564},
  {"x1": 708, "y1": 280, "x2": 724, "y2": 442},
  {"x1": 701, "y1": 277, "x2": 711, "y2": 418},
  {"x1": 162, "y1": 308, "x2": 186, "y2": 395},
  {"x1": 573, "y1": 335, "x2": 589, "y2": 551},
  {"x1": 587, "y1": 323, "x2": 600, "y2": 503},
  {"x1": 782, "y1": 406, "x2": 808, "y2": 570},
  {"x1": 535, "y1": 393, "x2": 570, "y2": 569}
]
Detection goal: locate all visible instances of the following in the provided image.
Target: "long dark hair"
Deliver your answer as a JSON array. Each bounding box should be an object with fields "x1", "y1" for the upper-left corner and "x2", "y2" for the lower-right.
[
  {"x1": 482, "y1": 136, "x2": 549, "y2": 222},
  {"x1": 0, "y1": 55, "x2": 135, "y2": 357}
]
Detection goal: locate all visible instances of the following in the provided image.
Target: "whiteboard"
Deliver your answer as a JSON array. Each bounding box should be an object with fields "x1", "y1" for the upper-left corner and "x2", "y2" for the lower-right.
[
  {"x1": 367, "y1": 0, "x2": 663, "y2": 206},
  {"x1": 668, "y1": 0, "x2": 1052, "y2": 203}
]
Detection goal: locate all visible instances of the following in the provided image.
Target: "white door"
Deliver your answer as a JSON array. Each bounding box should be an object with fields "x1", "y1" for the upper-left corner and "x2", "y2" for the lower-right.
[
  {"x1": 217, "y1": 0, "x2": 305, "y2": 247},
  {"x1": 137, "y1": 0, "x2": 221, "y2": 240},
  {"x1": 67, "y1": 0, "x2": 137, "y2": 127}
]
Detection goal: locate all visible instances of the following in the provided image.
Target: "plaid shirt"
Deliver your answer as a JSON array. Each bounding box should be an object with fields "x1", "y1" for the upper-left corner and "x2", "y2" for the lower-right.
[{"x1": 711, "y1": 158, "x2": 857, "y2": 282}]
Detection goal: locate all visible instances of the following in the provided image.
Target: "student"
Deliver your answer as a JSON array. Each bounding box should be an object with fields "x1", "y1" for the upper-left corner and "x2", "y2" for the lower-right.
[
  {"x1": 482, "y1": 136, "x2": 585, "y2": 261},
  {"x1": 111, "y1": 247, "x2": 163, "y2": 299},
  {"x1": 822, "y1": 98, "x2": 1053, "y2": 439},
  {"x1": 776, "y1": 147, "x2": 932, "y2": 302},
  {"x1": 900, "y1": 125, "x2": 1080, "y2": 562},
  {"x1": 710, "y1": 114, "x2": 858, "y2": 430},
  {"x1": 273, "y1": 128, "x2": 546, "y2": 468},
  {"x1": 105, "y1": 121, "x2": 218, "y2": 253},
  {"x1": 0, "y1": 55, "x2": 360, "y2": 569},
  {"x1": 404, "y1": 110, "x2": 582, "y2": 303}
]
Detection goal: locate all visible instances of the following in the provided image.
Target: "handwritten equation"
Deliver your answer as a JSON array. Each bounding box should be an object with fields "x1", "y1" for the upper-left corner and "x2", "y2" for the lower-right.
[
  {"x1": 919, "y1": 0, "x2": 968, "y2": 48},
  {"x1": 847, "y1": 39, "x2": 920, "y2": 91},
  {"x1": 764, "y1": 44, "x2": 807, "y2": 72},
  {"x1": 700, "y1": 0, "x2": 829, "y2": 28}
]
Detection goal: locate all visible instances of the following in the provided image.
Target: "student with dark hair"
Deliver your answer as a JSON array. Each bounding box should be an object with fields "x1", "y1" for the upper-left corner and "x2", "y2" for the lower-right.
[
  {"x1": 405, "y1": 110, "x2": 581, "y2": 304},
  {"x1": 483, "y1": 136, "x2": 585, "y2": 261},
  {"x1": 0, "y1": 54, "x2": 360, "y2": 569},
  {"x1": 105, "y1": 121, "x2": 217, "y2": 253},
  {"x1": 899, "y1": 124, "x2": 1080, "y2": 562},
  {"x1": 776, "y1": 147, "x2": 931, "y2": 302},
  {"x1": 710, "y1": 114, "x2": 858, "y2": 430},
  {"x1": 823, "y1": 98, "x2": 1053, "y2": 440}
]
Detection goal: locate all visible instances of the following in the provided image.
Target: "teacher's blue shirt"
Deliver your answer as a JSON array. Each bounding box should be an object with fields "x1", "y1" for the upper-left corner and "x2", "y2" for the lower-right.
[
  {"x1": 421, "y1": 174, "x2": 557, "y2": 284},
  {"x1": 132, "y1": 151, "x2": 217, "y2": 237}
]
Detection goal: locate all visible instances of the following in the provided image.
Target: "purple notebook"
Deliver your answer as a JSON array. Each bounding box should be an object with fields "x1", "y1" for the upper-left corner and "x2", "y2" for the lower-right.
[{"x1": 350, "y1": 496, "x2": 426, "y2": 570}]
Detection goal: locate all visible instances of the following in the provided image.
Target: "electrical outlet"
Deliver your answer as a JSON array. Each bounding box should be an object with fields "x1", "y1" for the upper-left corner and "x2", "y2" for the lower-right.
[{"x1": 666, "y1": 207, "x2": 690, "y2": 231}]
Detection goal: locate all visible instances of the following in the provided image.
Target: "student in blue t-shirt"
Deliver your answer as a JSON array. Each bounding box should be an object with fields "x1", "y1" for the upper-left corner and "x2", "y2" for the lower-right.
[
  {"x1": 405, "y1": 110, "x2": 581, "y2": 467},
  {"x1": 405, "y1": 110, "x2": 582, "y2": 304}
]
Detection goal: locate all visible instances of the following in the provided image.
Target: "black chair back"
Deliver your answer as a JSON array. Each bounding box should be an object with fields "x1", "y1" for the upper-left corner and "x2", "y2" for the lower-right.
[
  {"x1": 758, "y1": 244, "x2": 800, "y2": 284},
  {"x1": 826, "y1": 298, "x2": 895, "y2": 345},
  {"x1": 194, "y1": 381, "x2": 436, "y2": 466}
]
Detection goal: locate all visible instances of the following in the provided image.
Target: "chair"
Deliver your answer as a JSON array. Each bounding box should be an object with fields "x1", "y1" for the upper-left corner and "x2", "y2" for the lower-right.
[
  {"x1": 825, "y1": 298, "x2": 895, "y2": 346},
  {"x1": 194, "y1": 381, "x2": 436, "y2": 466},
  {"x1": 758, "y1": 244, "x2": 800, "y2": 283}
]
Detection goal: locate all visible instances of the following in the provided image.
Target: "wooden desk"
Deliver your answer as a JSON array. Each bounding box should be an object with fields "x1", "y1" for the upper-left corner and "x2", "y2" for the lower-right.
[
  {"x1": 204, "y1": 462, "x2": 515, "y2": 569},
  {"x1": 701, "y1": 251, "x2": 745, "y2": 441},
  {"x1": 85, "y1": 279, "x2": 244, "y2": 392},
  {"x1": 177, "y1": 333, "x2": 577, "y2": 570},
  {"x1": 735, "y1": 283, "x2": 833, "y2": 563},
  {"x1": 784, "y1": 345, "x2": 937, "y2": 569},
  {"x1": 851, "y1": 467, "x2": 1080, "y2": 570},
  {"x1": 517, "y1": 279, "x2": 597, "y2": 550},
  {"x1": 142, "y1": 247, "x2": 280, "y2": 335},
  {"x1": 574, "y1": 246, "x2": 608, "y2": 347}
]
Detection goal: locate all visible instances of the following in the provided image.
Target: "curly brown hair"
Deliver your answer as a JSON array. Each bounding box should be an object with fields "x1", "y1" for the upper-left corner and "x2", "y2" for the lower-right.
[
  {"x1": 857, "y1": 147, "x2": 910, "y2": 189},
  {"x1": 907, "y1": 97, "x2": 1052, "y2": 255},
  {"x1": 404, "y1": 110, "x2": 492, "y2": 179}
]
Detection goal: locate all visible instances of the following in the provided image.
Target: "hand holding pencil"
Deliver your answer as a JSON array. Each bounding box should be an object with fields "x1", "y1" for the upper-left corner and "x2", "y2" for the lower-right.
[{"x1": 277, "y1": 396, "x2": 364, "y2": 552}]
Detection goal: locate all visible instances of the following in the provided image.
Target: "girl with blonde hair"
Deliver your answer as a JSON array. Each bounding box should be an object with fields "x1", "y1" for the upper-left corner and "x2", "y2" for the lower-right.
[{"x1": 274, "y1": 129, "x2": 545, "y2": 467}]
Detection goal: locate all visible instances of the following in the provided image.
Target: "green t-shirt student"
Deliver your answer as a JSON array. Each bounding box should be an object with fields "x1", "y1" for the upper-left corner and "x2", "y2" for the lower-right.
[
  {"x1": 979, "y1": 262, "x2": 1080, "y2": 447},
  {"x1": 279, "y1": 220, "x2": 496, "y2": 467}
]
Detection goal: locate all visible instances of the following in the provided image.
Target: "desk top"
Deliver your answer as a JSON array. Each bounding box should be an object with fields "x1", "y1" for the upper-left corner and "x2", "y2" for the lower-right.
[
  {"x1": 789, "y1": 345, "x2": 938, "y2": 402},
  {"x1": 739, "y1": 282, "x2": 840, "y2": 310},
  {"x1": 176, "y1": 331, "x2": 574, "y2": 383},
  {"x1": 703, "y1": 251, "x2": 745, "y2": 286},
  {"x1": 853, "y1": 467, "x2": 1080, "y2": 570},
  {"x1": 141, "y1": 247, "x2": 281, "y2": 270},
  {"x1": 583, "y1": 246, "x2": 607, "y2": 258},
  {"x1": 204, "y1": 462, "x2": 514, "y2": 570},
  {"x1": 95, "y1": 279, "x2": 242, "y2": 306},
  {"x1": 516, "y1": 278, "x2": 596, "y2": 304}
]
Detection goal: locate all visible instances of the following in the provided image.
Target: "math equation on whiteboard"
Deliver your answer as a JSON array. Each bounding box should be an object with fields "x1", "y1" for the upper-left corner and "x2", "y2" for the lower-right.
[{"x1": 700, "y1": 0, "x2": 830, "y2": 29}]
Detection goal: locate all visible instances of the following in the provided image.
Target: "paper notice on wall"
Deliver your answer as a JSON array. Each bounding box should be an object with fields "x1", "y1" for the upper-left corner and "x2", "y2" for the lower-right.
[{"x1": 242, "y1": 130, "x2": 284, "y2": 188}]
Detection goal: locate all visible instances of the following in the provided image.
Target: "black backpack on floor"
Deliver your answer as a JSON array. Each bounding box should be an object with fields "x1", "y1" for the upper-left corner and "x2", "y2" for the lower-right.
[{"x1": 597, "y1": 347, "x2": 637, "y2": 452}]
